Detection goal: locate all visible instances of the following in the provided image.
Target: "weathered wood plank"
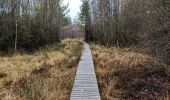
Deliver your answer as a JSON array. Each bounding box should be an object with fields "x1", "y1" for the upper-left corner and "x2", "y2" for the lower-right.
[{"x1": 70, "y1": 42, "x2": 101, "y2": 100}]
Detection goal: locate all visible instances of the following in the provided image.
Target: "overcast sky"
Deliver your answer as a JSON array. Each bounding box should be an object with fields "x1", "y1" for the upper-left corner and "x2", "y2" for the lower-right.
[{"x1": 63, "y1": 0, "x2": 82, "y2": 20}]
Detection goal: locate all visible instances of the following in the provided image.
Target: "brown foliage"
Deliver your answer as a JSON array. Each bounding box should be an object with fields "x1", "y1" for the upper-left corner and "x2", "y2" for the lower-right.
[
  {"x1": 0, "y1": 39, "x2": 83, "y2": 100},
  {"x1": 0, "y1": 73, "x2": 7, "y2": 79},
  {"x1": 91, "y1": 44, "x2": 170, "y2": 100}
]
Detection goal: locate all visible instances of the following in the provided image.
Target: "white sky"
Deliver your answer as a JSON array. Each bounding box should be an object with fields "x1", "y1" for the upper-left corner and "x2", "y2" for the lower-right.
[{"x1": 63, "y1": 0, "x2": 82, "y2": 20}]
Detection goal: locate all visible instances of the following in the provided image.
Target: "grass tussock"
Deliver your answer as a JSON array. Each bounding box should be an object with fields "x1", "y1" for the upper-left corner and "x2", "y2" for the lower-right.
[
  {"x1": 0, "y1": 39, "x2": 83, "y2": 100},
  {"x1": 91, "y1": 44, "x2": 170, "y2": 100}
]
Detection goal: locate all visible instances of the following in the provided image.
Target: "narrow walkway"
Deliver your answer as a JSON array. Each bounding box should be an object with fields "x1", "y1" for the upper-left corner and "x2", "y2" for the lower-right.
[{"x1": 70, "y1": 42, "x2": 101, "y2": 100}]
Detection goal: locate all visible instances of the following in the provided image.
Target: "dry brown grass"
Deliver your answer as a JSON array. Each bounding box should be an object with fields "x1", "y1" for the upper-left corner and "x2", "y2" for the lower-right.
[
  {"x1": 91, "y1": 44, "x2": 170, "y2": 100},
  {"x1": 0, "y1": 39, "x2": 83, "y2": 100}
]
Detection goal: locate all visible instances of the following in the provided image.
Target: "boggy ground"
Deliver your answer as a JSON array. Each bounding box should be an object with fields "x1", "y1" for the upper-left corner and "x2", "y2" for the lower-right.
[
  {"x1": 0, "y1": 39, "x2": 83, "y2": 100},
  {"x1": 91, "y1": 44, "x2": 170, "y2": 100}
]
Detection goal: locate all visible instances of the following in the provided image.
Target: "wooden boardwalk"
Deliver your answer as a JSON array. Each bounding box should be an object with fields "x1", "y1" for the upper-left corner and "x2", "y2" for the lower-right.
[{"x1": 70, "y1": 42, "x2": 101, "y2": 100}]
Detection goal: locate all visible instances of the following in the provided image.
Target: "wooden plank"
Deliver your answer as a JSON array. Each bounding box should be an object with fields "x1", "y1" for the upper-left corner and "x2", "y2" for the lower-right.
[{"x1": 70, "y1": 42, "x2": 101, "y2": 100}]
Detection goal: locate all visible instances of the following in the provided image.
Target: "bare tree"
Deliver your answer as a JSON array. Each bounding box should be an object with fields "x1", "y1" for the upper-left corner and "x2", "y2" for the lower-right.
[
  {"x1": 0, "y1": 0, "x2": 70, "y2": 52},
  {"x1": 80, "y1": 0, "x2": 169, "y2": 63}
]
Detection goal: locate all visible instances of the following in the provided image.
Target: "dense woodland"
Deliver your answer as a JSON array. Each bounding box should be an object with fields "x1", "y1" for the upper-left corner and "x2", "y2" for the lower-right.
[
  {"x1": 0, "y1": 0, "x2": 71, "y2": 52},
  {"x1": 80, "y1": 0, "x2": 170, "y2": 64}
]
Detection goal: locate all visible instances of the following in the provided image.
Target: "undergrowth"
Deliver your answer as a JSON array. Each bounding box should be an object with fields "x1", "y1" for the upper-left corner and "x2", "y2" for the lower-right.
[
  {"x1": 91, "y1": 44, "x2": 170, "y2": 100},
  {"x1": 0, "y1": 39, "x2": 83, "y2": 100}
]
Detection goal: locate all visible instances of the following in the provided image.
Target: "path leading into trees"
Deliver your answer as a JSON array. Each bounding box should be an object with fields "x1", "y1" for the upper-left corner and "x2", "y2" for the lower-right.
[{"x1": 70, "y1": 42, "x2": 101, "y2": 100}]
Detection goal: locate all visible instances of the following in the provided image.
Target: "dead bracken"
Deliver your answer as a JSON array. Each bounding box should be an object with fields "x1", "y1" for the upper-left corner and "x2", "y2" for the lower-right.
[{"x1": 91, "y1": 44, "x2": 170, "y2": 100}]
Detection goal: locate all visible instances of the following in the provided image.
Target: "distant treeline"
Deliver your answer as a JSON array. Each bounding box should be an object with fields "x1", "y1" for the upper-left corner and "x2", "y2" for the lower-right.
[
  {"x1": 0, "y1": 0, "x2": 71, "y2": 52},
  {"x1": 80, "y1": 0, "x2": 170, "y2": 64},
  {"x1": 60, "y1": 25, "x2": 83, "y2": 39}
]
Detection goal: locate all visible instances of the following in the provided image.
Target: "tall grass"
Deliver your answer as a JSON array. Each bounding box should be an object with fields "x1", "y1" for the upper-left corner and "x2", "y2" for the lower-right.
[{"x1": 0, "y1": 39, "x2": 83, "y2": 100}]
